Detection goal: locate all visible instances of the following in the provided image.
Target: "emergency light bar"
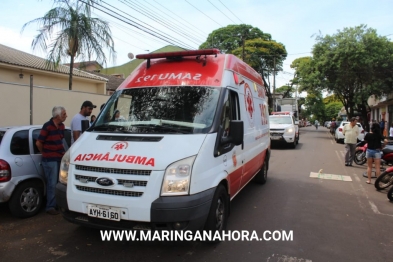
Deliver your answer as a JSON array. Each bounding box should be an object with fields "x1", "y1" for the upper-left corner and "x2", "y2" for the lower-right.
[{"x1": 136, "y1": 49, "x2": 220, "y2": 60}]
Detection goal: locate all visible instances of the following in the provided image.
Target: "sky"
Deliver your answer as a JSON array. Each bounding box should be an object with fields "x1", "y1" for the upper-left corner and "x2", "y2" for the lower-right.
[{"x1": 1, "y1": 0, "x2": 393, "y2": 91}]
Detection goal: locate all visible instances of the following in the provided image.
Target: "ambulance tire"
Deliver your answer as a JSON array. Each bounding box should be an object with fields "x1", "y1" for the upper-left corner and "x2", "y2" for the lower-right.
[
  {"x1": 254, "y1": 159, "x2": 268, "y2": 184},
  {"x1": 204, "y1": 185, "x2": 229, "y2": 239}
]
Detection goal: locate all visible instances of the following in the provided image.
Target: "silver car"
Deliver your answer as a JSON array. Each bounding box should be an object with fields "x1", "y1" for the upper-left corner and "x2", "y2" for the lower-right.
[{"x1": 0, "y1": 125, "x2": 71, "y2": 218}]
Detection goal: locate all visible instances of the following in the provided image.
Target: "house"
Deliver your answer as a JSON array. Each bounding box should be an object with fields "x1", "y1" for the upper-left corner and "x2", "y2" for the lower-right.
[
  {"x1": 64, "y1": 60, "x2": 103, "y2": 72},
  {"x1": 368, "y1": 94, "x2": 393, "y2": 136},
  {"x1": 0, "y1": 43, "x2": 110, "y2": 126}
]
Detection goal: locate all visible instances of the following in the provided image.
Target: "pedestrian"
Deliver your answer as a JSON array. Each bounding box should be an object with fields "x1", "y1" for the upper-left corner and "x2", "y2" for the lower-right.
[
  {"x1": 343, "y1": 117, "x2": 360, "y2": 166},
  {"x1": 389, "y1": 123, "x2": 393, "y2": 141},
  {"x1": 90, "y1": 115, "x2": 96, "y2": 126},
  {"x1": 71, "y1": 100, "x2": 96, "y2": 144},
  {"x1": 314, "y1": 120, "x2": 319, "y2": 129},
  {"x1": 364, "y1": 123, "x2": 387, "y2": 184},
  {"x1": 36, "y1": 106, "x2": 67, "y2": 215},
  {"x1": 379, "y1": 118, "x2": 385, "y2": 131}
]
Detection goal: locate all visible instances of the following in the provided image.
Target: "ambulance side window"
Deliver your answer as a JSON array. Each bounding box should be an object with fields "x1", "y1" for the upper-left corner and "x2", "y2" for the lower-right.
[{"x1": 218, "y1": 89, "x2": 240, "y2": 151}]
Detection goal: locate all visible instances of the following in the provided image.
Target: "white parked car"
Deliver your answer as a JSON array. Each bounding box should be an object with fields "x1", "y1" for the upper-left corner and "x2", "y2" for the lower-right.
[
  {"x1": 334, "y1": 121, "x2": 365, "y2": 143},
  {"x1": 0, "y1": 125, "x2": 71, "y2": 218}
]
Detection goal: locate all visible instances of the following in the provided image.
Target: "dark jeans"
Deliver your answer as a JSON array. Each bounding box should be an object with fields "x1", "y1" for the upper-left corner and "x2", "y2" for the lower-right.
[{"x1": 42, "y1": 161, "x2": 60, "y2": 211}]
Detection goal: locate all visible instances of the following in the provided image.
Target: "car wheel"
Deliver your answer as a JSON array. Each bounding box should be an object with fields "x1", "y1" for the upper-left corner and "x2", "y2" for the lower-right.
[
  {"x1": 291, "y1": 139, "x2": 296, "y2": 148},
  {"x1": 204, "y1": 185, "x2": 229, "y2": 241},
  {"x1": 8, "y1": 180, "x2": 44, "y2": 218}
]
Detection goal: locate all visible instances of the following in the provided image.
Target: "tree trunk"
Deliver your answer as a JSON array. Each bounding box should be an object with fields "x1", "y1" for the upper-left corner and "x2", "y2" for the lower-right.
[{"x1": 69, "y1": 55, "x2": 74, "y2": 90}]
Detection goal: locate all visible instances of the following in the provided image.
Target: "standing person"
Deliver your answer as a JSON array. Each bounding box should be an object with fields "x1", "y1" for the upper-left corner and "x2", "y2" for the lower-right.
[
  {"x1": 379, "y1": 118, "x2": 385, "y2": 131},
  {"x1": 364, "y1": 123, "x2": 387, "y2": 184},
  {"x1": 314, "y1": 120, "x2": 319, "y2": 129},
  {"x1": 71, "y1": 100, "x2": 96, "y2": 144},
  {"x1": 90, "y1": 115, "x2": 96, "y2": 126},
  {"x1": 342, "y1": 117, "x2": 360, "y2": 166},
  {"x1": 36, "y1": 106, "x2": 67, "y2": 215}
]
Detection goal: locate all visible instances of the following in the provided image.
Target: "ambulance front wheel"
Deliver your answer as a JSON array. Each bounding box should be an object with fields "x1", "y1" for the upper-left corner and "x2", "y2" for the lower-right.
[{"x1": 204, "y1": 185, "x2": 229, "y2": 235}]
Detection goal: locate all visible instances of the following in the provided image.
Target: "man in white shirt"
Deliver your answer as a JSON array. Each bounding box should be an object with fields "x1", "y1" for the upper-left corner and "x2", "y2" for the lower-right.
[
  {"x1": 71, "y1": 101, "x2": 96, "y2": 144},
  {"x1": 342, "y1": 117, "x2": 360, "y2": 166}
]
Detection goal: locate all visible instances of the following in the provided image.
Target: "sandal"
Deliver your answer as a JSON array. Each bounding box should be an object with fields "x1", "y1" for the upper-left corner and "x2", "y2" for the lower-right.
[{"x1": 366, "y1": 181, "x2": 371, "y2": 184}]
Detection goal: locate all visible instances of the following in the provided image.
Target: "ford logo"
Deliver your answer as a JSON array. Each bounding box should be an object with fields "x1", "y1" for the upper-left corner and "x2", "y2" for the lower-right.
[{"x1": 96, "y1": 177, "x2": 115, "y2": 186}]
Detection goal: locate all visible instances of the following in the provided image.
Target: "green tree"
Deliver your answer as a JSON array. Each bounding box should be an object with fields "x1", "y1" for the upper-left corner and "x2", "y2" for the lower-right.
[
  {"x1": 311, "y1": 25, "x2": 393, "y2": 128},
  {"x1": 200, "y1": 25, "x2": 287, "y2": 110},
  {"x1": 199, "y1": 24, "x2": 271, "y2": 57},
  {"x1": 303, "y1": 91, "x2": 326, "y2": 122},
  {"x1": 275, "y1": 85, "x2": 295, "y2": 98},
  {"x1": 22, "y1": 0, "x2": 116, "y2": 90},
  {"x1": 325, "y1": 101, "x2": 343, "y2": 120}
]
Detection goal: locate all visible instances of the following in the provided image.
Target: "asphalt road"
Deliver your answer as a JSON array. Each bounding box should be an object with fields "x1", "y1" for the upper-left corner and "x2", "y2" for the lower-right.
[{"x1": 2, "y1": 126, "x2": 393, "y2": 262}]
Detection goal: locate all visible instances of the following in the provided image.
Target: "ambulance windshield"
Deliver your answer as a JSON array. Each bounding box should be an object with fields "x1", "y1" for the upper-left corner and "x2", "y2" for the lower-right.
[{"x1": 92, "y1": 86, "x2": 220, "y2": 134}]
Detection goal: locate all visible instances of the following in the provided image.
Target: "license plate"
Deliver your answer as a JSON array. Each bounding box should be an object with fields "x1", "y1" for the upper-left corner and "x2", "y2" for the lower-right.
[
  {"x1": 87, "y1": 205, "x2": 121, "y2": 221},
  {"x1": 271, "y1": 136, "x2": 281, "y2": 140}
]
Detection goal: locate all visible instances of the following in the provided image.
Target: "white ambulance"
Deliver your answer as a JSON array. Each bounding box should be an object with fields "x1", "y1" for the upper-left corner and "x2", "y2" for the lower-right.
[{"x1": 56, "y1": 49, "x2": 271, "y2": 233}]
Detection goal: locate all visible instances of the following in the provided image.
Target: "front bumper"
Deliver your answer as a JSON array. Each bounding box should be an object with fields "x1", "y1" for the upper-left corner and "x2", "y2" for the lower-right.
[
  {"x1": 270, "y1": 132, "x2": 295, "y2": 143},
  {"x1": 56, "y1": 183, "x2": 215, "y2": 231}
]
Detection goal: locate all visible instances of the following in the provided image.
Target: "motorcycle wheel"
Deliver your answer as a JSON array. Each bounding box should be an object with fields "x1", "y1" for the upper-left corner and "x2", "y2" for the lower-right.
[
  {"x1": 375, "y1": 170, "x2": 393, "y2": 190},
  {"x1": 354, "y1": 150, "x2": 366, "y2": 165},
  {"x1": 388, "y1": 186, "x2": 393, "y2": 201}
]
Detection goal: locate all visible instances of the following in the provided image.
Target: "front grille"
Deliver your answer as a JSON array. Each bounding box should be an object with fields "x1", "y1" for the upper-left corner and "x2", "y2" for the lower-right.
[
  {"x1": 76, "y1": 165, "x2": 151, "y2": 176},
  {"x1": 76, "y1": 185, "x2": 143, "y2": 197},
  {"x1": 117, "y1": 179, "x2": 147, "y2": 187},
  {"x1": 75, "y1": 175, "x2": 147, "y2": 187},
  {"x1": 75, "y1": 175, "x2": 97, "y2": 182}
]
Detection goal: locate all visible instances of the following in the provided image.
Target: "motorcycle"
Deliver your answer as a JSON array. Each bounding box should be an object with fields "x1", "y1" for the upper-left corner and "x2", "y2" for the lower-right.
[
  {"x1": 354, "y1": 140, "x2": 367, "y2": 165},
  {"x1": 385, "y1": 166, "x2": 393, "y2": 200},
  {"x1": 354, "y1": 142, "x2": 393, "y2": 167},
  {"x1": 374, "y1": 149, "x2": 393, "y2": 190}
]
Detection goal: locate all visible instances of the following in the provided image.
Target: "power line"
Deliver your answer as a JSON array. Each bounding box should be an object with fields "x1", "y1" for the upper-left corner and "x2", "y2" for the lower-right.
[
  {"x1": 94, "y1": 12, "x2": 167, "y2": 48},
  {"x1": 120, "y1": 0, "x2": 203, "y2": 46},
  {"x1": 218, "y1": 0, "x2": 244, "y2": 24},
  {"x1": 185, "y1": 0, "x2": 223, "y2": 27},
  {"x1": 145, "y1": 0, "x2": 207, "y2": 40},
  {"x1": 153, "y1": 0, "x2": 208, "y2": 37},
  {"x1": 207, "y1": 0, "x2": 237, "y2": 24},
  {"x1": 84, "y1": 0, "x2": 196, "y2": 50}
]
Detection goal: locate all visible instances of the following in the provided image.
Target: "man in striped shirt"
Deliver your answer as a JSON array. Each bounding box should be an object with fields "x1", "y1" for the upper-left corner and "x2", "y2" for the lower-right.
[{"x1": 36, "y1": 106, "x2": 68, "y2": 215}]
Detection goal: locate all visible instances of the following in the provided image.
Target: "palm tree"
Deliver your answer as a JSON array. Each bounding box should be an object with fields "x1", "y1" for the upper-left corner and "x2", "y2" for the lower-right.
[{"x1": 21, "y1": 0, "x2": 116, "y2": 90}]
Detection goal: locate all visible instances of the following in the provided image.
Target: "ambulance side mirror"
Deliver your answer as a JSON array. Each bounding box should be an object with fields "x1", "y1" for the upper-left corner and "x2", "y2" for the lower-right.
[{"x1": 228, "y1": 120, "x2": 243, "y2": 146}]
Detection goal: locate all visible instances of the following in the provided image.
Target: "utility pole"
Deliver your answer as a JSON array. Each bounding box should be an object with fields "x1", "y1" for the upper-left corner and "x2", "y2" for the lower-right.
[{"x1": 273, "y1": 56, "x2": 276, "y2": 111}]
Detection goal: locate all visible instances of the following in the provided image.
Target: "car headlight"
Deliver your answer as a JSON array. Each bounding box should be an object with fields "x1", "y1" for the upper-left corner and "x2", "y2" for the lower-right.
[
  {"x1": 285, "y1": 127, "x2": 294, "y2": 133},
  {"x1": 59, "y1": 149, "x2": 70, "y2": 185},
  {"x1": 161, "y1": 156, "x2": 196, "y2": 196}
]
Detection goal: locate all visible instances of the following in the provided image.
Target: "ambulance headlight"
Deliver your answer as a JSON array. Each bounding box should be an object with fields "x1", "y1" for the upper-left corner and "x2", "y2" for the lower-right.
[
  {"x1": 59, "y1": 149, "x2": 70, "y2": 185},
  {"x1": 161, "y1": 156, "x2": 196, "y2": 196},
  {"x1": 285, "y1": 127, "x2": 294, "y2": 133}
]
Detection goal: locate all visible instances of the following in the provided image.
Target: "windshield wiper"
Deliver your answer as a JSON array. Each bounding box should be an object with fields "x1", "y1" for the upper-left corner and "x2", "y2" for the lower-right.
[
  {"x1": 91, "y1": 124, "x2": 132, "y2": 133},
  {"x1": 130, "y1": 124, "x2": 189, "y2": 134}
]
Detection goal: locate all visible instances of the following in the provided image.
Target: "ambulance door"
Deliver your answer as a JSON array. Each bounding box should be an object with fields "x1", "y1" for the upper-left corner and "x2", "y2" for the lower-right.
[{"x1": 216, "y1": 89, "x2": 244, "y2": 198}]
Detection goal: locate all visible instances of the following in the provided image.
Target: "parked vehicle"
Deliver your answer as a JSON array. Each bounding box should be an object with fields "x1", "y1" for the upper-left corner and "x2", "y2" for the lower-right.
[
  {"x1": 0, "y1": 125, "x2": 71, "y2": 218},
  {"x1": 56, "y1": 49, "x2": 271, "y2": 234},
  {"x1": 374, "y1": 148, "x2": 393, "y2": 190},
  {"x1": 354, "y1": 140, "x2": 367, "y2": 165},
  {"x1": 269, "y1": 112, "x2": 299, "y2": 148},
  {"x1": 334, "y1": 121, "x2": 365, "y2": 143},
  {"x1": 355, "y1": 143, "x2": 393, "y2": 168}
]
